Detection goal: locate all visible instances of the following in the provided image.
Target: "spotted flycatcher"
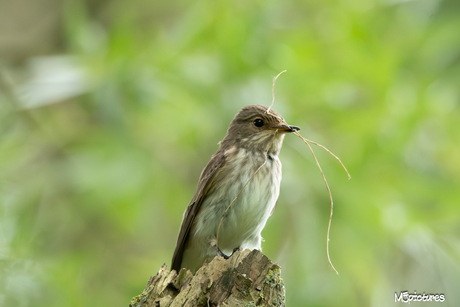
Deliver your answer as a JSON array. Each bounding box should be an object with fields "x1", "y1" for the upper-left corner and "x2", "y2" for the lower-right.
[{"x1": 171, "y1": 104, "x2": 300, "y2": 273}]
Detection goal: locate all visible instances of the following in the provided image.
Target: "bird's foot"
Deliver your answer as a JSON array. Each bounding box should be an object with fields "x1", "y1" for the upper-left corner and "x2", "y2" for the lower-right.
[
  {"x1": 211, "y1": 244, "x2": 240, "y2": 259},
  {"x1": 231, "y1": 247, "x2": 240, "y2": 255},
  {"x1": 212, "y1": 244, "x2": 230, "y2": 259}
]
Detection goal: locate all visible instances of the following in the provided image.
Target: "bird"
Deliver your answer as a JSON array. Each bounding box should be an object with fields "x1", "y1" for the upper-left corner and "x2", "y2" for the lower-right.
[{"x1": 171, "y1": 104, "x2": 300, "y2": 273}]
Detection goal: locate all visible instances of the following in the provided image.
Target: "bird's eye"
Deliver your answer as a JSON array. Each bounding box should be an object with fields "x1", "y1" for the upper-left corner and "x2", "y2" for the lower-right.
[{"x1": 253, "y1": 119, "x2": 264, "y2": 127}]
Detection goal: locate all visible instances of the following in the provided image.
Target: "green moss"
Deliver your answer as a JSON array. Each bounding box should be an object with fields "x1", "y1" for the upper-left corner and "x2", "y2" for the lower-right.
[
  {"x1": 129, "y1": 295, "x2": 141, "y2": 307},
  {"x1": 129, "y1": 284, "x2": 154, "y2": 307},
  {"x1": 264, "y1": 268, "x2": 285, "y2": 291},
  {"x1": 272, "y1": 296, "x2": 285, "y2": 307}
]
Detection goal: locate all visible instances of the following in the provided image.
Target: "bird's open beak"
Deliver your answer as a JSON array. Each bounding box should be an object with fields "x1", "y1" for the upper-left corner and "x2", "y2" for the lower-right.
[{"x1": 270, "y1": 125, "x2": 301, "y2": 133}]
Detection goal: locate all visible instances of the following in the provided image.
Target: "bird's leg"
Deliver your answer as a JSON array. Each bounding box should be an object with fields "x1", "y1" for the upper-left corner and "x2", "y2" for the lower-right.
[
  {"x1": 212, "y1": 243, "x2": 230, "y2": 259},
  {"x1": 231, "y1": 247, "x2": 240, "y2": 254},
  {"x1": 211, "y1": 244, "x2": 240, "y2": 259}
]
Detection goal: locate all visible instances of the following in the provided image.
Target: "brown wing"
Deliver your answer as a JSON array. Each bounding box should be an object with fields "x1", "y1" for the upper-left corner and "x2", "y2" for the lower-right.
[{"x1": 171, "y1": 151, "x2": 226, "y2": 272}]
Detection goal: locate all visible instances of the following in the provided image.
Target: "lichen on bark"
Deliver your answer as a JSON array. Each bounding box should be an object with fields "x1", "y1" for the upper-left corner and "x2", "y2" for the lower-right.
[{"x1": 129, "y1": 249, "x2": 285, "y2": 307}]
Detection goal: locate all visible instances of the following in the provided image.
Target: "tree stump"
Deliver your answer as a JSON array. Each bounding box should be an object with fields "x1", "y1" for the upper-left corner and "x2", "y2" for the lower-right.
[{"x1": 129, "y1": 249, "x2": 285, "y2": 307}]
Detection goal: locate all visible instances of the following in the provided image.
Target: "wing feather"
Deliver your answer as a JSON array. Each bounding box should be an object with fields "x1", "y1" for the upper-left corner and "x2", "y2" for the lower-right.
[{"x1": 171, "y1": 151, "x2": 226, "y2": 272}]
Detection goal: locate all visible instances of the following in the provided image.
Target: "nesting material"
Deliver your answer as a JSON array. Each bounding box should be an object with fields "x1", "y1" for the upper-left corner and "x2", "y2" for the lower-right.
[{"x1": 217, "y1": 71, "x2": 350, "y2": 275}]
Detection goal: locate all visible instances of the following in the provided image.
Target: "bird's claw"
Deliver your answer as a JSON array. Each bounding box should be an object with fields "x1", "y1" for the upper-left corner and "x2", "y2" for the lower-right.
[{"x1": 212, "y1": 244, "x2": 240, "y2": 259}]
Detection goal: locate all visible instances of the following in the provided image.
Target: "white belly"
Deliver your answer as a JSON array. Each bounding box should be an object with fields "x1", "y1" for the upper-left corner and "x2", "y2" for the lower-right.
[{"x1": 181, "y1": 149, "x2": 282, "y2": 272}]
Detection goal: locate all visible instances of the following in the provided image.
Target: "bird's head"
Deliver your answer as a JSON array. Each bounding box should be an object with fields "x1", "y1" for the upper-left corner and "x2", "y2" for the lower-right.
[{"x1": 220, "y1": 105, "x2": 300, "y2": 155}]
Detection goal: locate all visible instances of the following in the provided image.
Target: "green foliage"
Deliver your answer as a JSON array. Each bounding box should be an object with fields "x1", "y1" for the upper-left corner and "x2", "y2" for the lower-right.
[{"x1": 1, "y1": 0, "x2": 459, "y2": 306}]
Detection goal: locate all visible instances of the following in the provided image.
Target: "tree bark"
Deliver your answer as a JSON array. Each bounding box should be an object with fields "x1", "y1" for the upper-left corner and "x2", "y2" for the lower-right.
[{"x1": 129, "y1": 249, "x2": 285, "y2": 307}]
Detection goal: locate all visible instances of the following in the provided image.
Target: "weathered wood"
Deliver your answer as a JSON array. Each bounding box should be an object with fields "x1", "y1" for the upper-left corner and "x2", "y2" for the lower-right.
[{"x1": 129, "y1": 249, "x2": 285, "y2": 307}]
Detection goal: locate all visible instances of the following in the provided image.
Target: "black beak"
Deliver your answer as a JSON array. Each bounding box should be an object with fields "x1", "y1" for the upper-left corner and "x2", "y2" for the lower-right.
[
  {"x1": 288, "y1": 125, "x2": 300, "y2": 132},
  {"x1": 271, "y1": 125, "x2": 301, "y2": 133}
]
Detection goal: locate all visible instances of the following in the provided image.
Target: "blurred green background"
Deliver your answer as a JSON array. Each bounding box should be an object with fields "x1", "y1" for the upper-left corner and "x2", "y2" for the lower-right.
[{"x1": 1, "y1": 0, "x2": 459, "y2": 306}]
